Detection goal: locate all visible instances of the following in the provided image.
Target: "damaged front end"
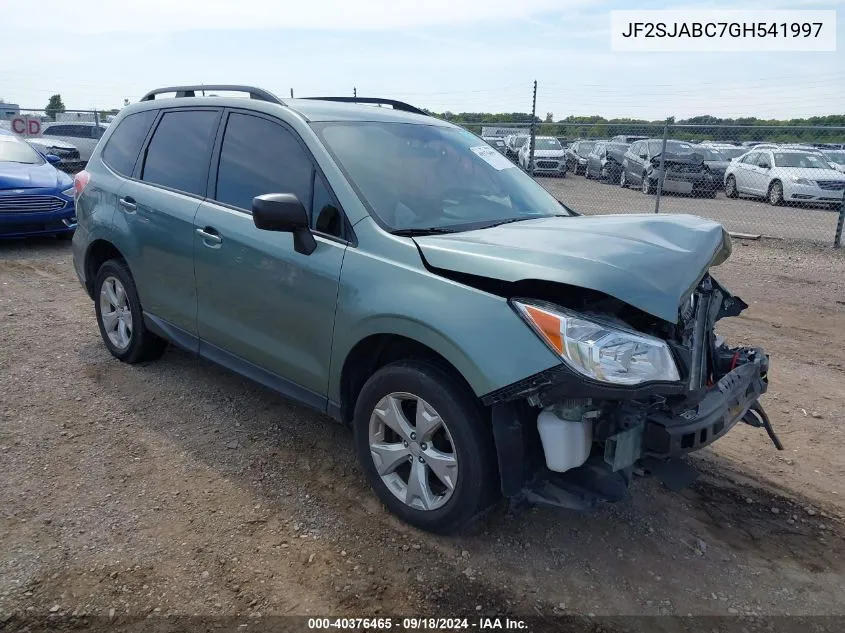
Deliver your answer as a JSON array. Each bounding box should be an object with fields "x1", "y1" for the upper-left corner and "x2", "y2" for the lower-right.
[{"x1": 482, "y1": 274, "x2": 781, "y2": 512}]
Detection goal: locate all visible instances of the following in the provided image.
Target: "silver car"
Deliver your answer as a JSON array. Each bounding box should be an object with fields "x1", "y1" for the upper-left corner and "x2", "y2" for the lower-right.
[
  {"x1": 40, "y1": 121, "x2": 109, "y2": 163},
  {"x1": 517, "y1": 136, "x2": 566, "y2": 176},
  {"x1": 724, "y1": 148, "x2": 845, "y2": 206}
]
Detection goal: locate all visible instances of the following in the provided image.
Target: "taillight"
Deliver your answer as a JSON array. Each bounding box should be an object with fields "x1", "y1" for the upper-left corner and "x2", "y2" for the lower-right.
[{"x1": 73, "y1": 170, "x2": 90, "y2": 196}]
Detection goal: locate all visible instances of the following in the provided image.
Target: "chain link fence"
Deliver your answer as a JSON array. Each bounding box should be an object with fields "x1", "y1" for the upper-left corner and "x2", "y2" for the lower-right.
[
  {"x1": 3, "y1": 106, "x2": 844, "y2": 246},
  {"x1": 458, "y1": 121, "x2": 845, "y2": 247}
]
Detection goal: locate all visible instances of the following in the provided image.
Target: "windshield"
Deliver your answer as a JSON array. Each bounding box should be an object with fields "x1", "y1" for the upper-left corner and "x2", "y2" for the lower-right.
[
  {"x1": 823, "y1": 151, "x2": 845, "y2": 164},
  {"x1": 700, "y1": 148, "x2": 726, "y2": 161},
  {"x1": 314, "y1": 122, "x2": 569, "y2": 233},
  {"x1": 576, "y1": 142, "x2": 595, "y2": 156},
  {"x1": 0, "y1": 135, "x2": 44, "y2": 164},
  {"x1": 773, "y1": 152, "x2": 831, "y2": 169},
  {"x1": 534, "y1": 138, "x2": 562, "y2": 150},
  {"x1": 663, "y1": 140, "x2": 696, "y2": 155},
  {"x1": 512, "y1": 136, "x2": 528, "y2": 148}
]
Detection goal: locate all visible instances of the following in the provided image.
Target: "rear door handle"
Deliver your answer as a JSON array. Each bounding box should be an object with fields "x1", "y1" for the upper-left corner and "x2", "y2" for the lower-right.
[
  {"x1": 119, "y1": 196, "x2": 137, "y2": 212},
  {"x1": 196, "y1": 227, "x2": 223, "y2": 246}
]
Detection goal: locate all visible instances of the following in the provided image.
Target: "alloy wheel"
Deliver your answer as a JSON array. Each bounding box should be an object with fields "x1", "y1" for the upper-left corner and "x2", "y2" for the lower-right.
[
  {"x1": 368, "y1": 392, "x2": 458, "y2": 512},
  {"x1": 99, "y1": 276, "x2": 133, "y2": 350}
]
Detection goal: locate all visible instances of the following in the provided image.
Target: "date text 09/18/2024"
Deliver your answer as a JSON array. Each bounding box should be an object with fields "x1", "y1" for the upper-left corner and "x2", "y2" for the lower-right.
[{"x1": 307, "y1": 617, "x2": 529, "y2": 630}]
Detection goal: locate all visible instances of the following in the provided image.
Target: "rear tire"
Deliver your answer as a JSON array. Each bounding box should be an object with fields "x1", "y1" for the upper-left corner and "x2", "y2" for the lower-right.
[
  {"x1": 353, "y1": 361, "x2": 499, "y2": 534},
  {"x1": 94, "y1": 259, "x2": 168, "y2": 364}
]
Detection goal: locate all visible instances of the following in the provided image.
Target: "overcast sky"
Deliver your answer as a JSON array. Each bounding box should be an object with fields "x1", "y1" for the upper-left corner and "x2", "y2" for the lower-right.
[{"x1": 1, "y1": 0, "x2": 841, "y2": 120}]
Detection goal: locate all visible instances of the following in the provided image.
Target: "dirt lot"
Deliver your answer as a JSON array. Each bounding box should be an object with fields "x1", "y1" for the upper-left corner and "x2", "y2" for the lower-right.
[
  {"x1": 1, "y1": 236, "x2": 845, "y2": 631},
  {"x1": 539, "y1": 173, "x2": 843, "y2": 245}
]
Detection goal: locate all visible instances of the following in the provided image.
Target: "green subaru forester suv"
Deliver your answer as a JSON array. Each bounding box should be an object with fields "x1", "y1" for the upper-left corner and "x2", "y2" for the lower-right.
[{"x1": 72, "y1": 85, "x2": 780, "y2": 533}]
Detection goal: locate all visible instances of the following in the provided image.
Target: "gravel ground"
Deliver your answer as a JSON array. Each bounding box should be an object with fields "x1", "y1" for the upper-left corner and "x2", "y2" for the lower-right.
[
  {"x1": 1, "y1": 236, "x2": 844, "y2": 632},
  {"x1": 538, "y1": 173, "x2": 844, "y2": 245}
]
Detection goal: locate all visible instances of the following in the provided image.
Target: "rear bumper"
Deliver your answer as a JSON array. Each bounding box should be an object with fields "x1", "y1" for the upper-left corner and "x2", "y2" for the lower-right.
[{"x1": 643, "y1": 348, "x2": 768, "y2": 458}]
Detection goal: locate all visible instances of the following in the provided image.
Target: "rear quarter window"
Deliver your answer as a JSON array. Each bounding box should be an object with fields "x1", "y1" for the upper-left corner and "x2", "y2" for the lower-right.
[{"x1": 101, "y1": 110, "x2": 157, "y2": 176}]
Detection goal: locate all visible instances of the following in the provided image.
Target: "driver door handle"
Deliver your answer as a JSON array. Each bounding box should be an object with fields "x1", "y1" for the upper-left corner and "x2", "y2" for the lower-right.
[{"x1": 196, "y1": 227, "x2": 222, "y2": 246}]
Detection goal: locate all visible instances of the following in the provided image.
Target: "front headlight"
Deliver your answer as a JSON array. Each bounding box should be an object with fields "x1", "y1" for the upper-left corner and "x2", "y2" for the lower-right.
[
  {"x1": 61, "y1": 187, "x2": 75, "y2": 198},
  {"x1": 512, "y1": 300, "x2": 681, "y2": 385},
  {"x1": 790, "y1": 176, "x2": 813, "y2": 185}
]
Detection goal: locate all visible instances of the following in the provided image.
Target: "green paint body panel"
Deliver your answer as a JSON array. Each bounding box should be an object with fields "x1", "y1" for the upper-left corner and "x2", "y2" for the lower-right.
[{"x1": 73, "y1": 93, "x2": 736, "y2": 416}]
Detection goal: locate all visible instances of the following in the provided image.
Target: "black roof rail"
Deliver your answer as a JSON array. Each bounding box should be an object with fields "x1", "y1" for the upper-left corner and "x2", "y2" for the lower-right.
[
  {"x1": 139, "y1": 85, "x2": 285, "y2": 105},
  {"x1": 302, "y1": 96, "x2": 428, "y2": 116}
]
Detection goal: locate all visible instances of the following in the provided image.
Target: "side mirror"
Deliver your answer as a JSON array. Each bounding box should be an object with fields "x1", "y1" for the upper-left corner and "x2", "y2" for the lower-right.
[
  {"x1": 252, "y1": 193, "x2": 316, "y2": 256},
  {"x1": 639, "y1": 153, "x2": 648, "y2": 160},
  {"x1": 45, "y1": 154, "x2": 61, "y2": 164},
  {"x1": 759, "y1": 162, "x2": 770, "y2": 170}
]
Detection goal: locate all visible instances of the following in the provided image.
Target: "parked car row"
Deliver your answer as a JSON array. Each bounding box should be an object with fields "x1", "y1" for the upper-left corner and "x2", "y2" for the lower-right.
[{"x1": 561, "y1": 136, "x2": 845, "y2": 207}]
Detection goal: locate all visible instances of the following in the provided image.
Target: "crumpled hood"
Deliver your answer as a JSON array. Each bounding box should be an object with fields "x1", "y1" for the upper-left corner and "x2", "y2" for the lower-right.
[
  {"x1": 0, "y1": 161, "x2": 62, "y2": 190},
  {"x1": 414, "y1": 214, "x2": 732, "y2": 323}
]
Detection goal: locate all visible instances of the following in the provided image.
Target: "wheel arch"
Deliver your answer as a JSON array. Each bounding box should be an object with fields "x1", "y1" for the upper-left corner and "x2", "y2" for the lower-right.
[
  {"x1": 84, "y1": 239, "x2": 128, "y2": 299},
  {"x1": 337, "y1": 332, "x2": 483, "y2": 426}
]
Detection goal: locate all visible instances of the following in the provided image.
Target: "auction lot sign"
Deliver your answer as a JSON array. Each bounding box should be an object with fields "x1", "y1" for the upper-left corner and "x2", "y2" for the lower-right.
[{"x1": 9, "y1": 115, "x2": 42, "y2": 137}]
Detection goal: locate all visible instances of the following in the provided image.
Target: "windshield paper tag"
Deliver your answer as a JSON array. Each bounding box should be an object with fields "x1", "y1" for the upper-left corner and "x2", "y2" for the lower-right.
[{"x1": 470, "y1": 145, "x2": 515, "y2": 171}]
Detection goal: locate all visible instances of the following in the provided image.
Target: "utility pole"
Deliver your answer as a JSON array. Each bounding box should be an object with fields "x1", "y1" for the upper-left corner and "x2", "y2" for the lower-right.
[
  {"x1": 290, "y1": 88, "x2": 294, "y2": 98},
  {"x1": 528, "y1": 80, "x2": 537, "y2": 177}
]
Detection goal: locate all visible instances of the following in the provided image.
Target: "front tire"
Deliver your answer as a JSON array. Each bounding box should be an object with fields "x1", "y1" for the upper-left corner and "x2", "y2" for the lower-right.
[
  {"x1": 620, "y1": 168, "x2": 628, "y2": 188},
  {"x1": 353, "y1": 361, "x2": 498, "y2": 534},
  {"x1": 768, "y1": 180, "x2": 784, "y2": 206},
  {"x1": 94, "y1": 259, "x2": 167, "y2": 364},
  {"x1": 642, "y1": 175, "x2": 655, "y2": 195}
]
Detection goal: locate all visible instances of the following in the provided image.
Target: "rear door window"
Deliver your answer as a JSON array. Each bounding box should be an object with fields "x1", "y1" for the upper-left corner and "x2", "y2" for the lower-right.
[
  {"x1": 141, "y1": 110, "x2": 219, "y2": 196},
  {"x1": 101, "y1": 110, "x2": 157, "y2": 176}
]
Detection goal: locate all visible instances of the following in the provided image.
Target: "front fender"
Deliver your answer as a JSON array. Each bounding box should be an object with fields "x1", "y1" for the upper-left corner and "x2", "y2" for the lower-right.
[{"x1": 328, "y1": 224, "x2": 561, "y2": 404}]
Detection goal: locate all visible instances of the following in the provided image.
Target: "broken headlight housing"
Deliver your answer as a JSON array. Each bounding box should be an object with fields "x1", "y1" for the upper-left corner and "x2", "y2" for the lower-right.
[{"x1": 511, "y1": 300, "x2": 681, "y2": 386}]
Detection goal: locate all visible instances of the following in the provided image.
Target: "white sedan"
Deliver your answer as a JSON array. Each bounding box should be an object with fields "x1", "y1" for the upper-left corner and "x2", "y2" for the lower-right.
[{"x1": 724, "y1": 148, "x2": 845, "y2": 207}]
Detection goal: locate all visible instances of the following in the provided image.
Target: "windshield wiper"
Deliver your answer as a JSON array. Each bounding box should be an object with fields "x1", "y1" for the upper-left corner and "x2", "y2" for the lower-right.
[
  {"x1": 391, "y1": 227, "x2": 462, "y2": 237},
  {"x1": 479, "y1": 213, "x2": 571, "y2": 229}
]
